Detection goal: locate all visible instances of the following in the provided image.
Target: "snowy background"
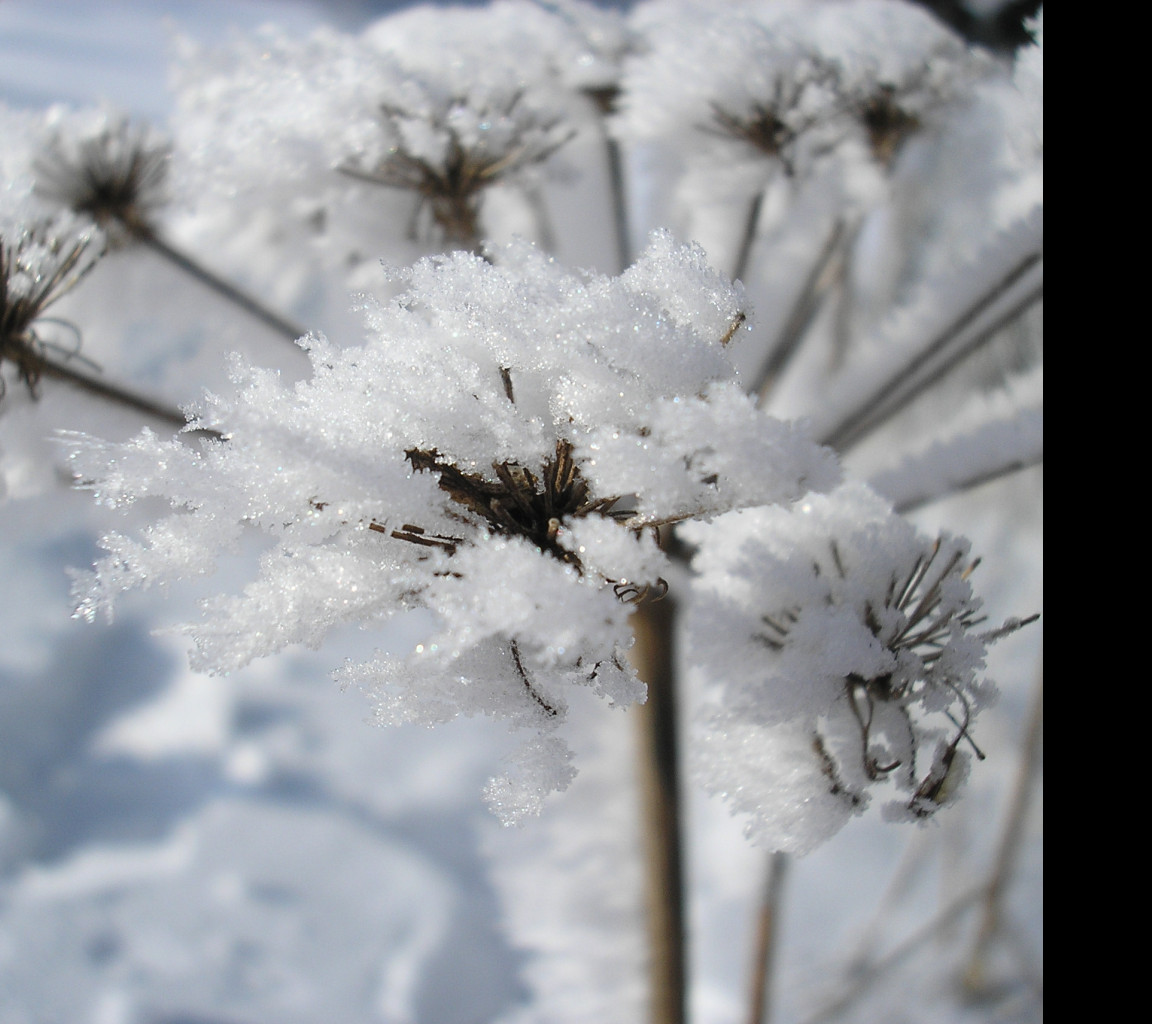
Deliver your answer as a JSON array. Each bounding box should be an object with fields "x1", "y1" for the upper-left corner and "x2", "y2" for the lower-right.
[{"x1": 0, "y1": 3, "x2": 1041, "y2": 1023}]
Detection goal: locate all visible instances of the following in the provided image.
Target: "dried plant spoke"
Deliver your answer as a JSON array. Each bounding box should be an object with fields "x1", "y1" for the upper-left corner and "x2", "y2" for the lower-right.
[{"x1": 402, "y1": 439, "x2": 633, "y2": 573}]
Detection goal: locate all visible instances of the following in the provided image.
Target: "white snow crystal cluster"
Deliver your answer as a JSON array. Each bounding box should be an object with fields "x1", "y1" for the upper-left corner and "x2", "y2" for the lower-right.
[
  {"x1": 683, "y1": 483, "x2": 1032, "y2": 854},
  {"x1": 68, "y1": 231, "x2": 840, "y2": 823}
]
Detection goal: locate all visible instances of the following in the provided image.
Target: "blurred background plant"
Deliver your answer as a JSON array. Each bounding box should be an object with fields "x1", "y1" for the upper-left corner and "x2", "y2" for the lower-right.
[{"x1": 0, "y1": 2, "x2": 1040, "y2": 1022}]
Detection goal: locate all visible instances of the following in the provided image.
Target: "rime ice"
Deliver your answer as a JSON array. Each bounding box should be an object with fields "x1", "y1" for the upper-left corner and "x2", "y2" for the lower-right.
[{"x1": 69, "y1": 233, "x2": 839, "y2": 823}]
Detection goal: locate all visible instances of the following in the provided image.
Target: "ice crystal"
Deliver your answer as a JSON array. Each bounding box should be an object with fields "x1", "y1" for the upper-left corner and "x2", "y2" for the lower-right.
[
  {"x1": 69, "y1": 232, "x2": 839, "y2": 822},
  {"x1": 684, "y1": 483, "x2": 1034, "y2": 852}
]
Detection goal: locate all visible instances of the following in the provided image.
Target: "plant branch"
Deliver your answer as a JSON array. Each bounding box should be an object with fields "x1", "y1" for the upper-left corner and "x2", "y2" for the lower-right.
[
  {"x1": 731, "y1": 188, "x2": 766, "y2": 285},
  {"x1": 30, "y1": 349, "x2": 213, "y2": 433},
  {"x1": 137, "y1": 230, "x2": 308, "y2": 345},
  {"x1": 868, "y1": 406, "x2": 1044, "y2": 514},
  {"x1": 802, "y1": 886, "x2": 985, "y2": 1024},
  {"x1": 606, "y1": 130, "x2": 632, "y2": 273},
  {"x1": 818, "y1": 252, "x2": 1042, "y2": 452}
]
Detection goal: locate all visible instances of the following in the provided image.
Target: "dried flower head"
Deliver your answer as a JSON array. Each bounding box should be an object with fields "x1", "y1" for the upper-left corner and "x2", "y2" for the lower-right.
[
  {"x1": 801, "y1": 0, "x2": 989, "y2": 167},
  {"x1": 684, "y1": 484, "x2": 1036, "y2": 852},
  {"x1": 339, "y1": 89, "x2": 574, "y2": 249},
  {"x1": 0, "y1": 216, "x2": 105, "y2": 401},
  {"x1": 32, "y1": 110, "x2": 171, "y2": 245},
  {"x1": 706, "y1": 55, "x2": 838, "y2": 175}
]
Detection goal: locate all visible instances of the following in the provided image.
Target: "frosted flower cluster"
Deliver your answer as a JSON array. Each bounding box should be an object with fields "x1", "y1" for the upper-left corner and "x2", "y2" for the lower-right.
[
  {"x1": 69, "y1": 232, "x2": 840, "y2": 822},
  {"x1": 618, "y1": 0, "x2": 991, "y2": 176},
  {"x1": 172, "y1": 9, "x2": 583, "y2": 254},
  {"x1": 684, "y1": 483, "x2": 1033, "y2": 854}
]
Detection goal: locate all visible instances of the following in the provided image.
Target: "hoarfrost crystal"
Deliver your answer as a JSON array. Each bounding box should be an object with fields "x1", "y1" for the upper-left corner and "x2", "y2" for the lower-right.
[{"x1": 69, "y1": 232, "x2": 840, "y2": 823}]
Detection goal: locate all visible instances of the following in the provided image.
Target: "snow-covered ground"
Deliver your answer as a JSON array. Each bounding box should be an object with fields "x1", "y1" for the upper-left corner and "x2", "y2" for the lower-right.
[{"x1": 0, "y1": 3, "x2": 1041, "y2": 1022}]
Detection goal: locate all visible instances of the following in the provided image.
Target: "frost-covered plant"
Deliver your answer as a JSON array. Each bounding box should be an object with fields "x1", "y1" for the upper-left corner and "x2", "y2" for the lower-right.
[
  {"x1": 619, "y1": 0, "x2": 986, "y2": 173},
  {"x1": 0, "y1": 5, "x2": 1042, "y2": 1020},
  {"x1": 173, "y1": 11, "x2": 579, "y2": 260},
  {"x1": 0, "y1": 214, "x2": 105, "y2": 401},
  {"x1": 801, "y1": 0, "x2": 990, "y2": 165},
  {"x1": 336, "y1": 84, "x2": 574, "y2": 250},
  {"x1": 616, "y1": 1, "x2": 841, "y2": 175},
  {"x1": 684, "y1": 483, "x2": 1035, "y2": 854},
  {"x1": 68, "y1": 231, "x2": 840, "y2": 823},
  {"x1": 32, "y1": 108, "x2": 171, "y2": 245}
]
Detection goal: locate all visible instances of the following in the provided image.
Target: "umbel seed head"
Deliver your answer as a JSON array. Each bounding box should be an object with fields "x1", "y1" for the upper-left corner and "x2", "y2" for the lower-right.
[{"x1": 33, "y1": 113, "x2": 171, "y2": 245}]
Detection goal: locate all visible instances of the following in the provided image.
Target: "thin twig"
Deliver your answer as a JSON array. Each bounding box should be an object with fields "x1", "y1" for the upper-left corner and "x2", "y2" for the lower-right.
[
  {"x1": 841, "y1": 830, "x2": 935, "y2": 976},
  {"x1": 605, "y1": 131, "x2": 632, "y2": 274},
  {"x1": 747, "y1": 852, "x2": 789, "y2": 1024},
  {"x1": 802, "y1": 886, "x2": 985, "y2": 1024},
  {"x1": 510, "y1": 639, "x2": 558, "y2": 717},
  {"x1": 731, "y1": 189, "x2": 766, "y2": 285},
  {"x1": 883, "y1": 449, "x2": 1044, "y2": 515}
]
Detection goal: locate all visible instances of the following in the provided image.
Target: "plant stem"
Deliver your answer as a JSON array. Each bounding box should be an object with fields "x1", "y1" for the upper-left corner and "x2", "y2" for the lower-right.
[
  {"x1": 753, "y1": 218, "x2": 850, "y2": 402},
  {"x1": 731, "y1": 188, "x2": 765, "y2": 285},
  {"x1": 886, "y1": 449, "x2": 1044, "y2": 515},
  {"x1": 631, "y1": 594, "x2": 687, "y2": 1024},
  {"x1": 33, "y1": 350, "x2": 209, "y2": 433},
  {"x1": 819, "y1": 253, "x2": 1043, "y2": 452},
  {"x1": 803, "y1": 887, "x2": 985, "y2": 1024},
  {"x1": 137, "y1": 230, "x2": 308, "y2": 344},
  {"x1": 747, "y1": 852, "x2": 789, "y2": 1024},
  {"x1": 962, "y1": 662, "x2": 1043, "y2": 994}
]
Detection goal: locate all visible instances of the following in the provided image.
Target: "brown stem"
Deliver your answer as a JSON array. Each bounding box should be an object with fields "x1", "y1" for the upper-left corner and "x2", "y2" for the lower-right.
[
  {"x1": 747, "y1": 852, "x2": 789, "y2": 1024},
  {"x1": 731, "y1": 188, "x2": 765, "y2": 285},
  {"x1": 803, "y1": 887, "x2": 986, "y2": 1024},
  {"x1": 605, "y1": 131, "x2": 632, "y2": 273},
  {"x1": 754, "y1": 218, "x2": 851, "y2": 403},
  {"x1": 631, "y1": 593, "x2": 686, "y2": 1024},
  {"x1": 883, "y1": 450, "x2": 1044, "y2": 515},
  {"x1": 510, "y1": 639, "x2": 558, "y2": 718}
]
